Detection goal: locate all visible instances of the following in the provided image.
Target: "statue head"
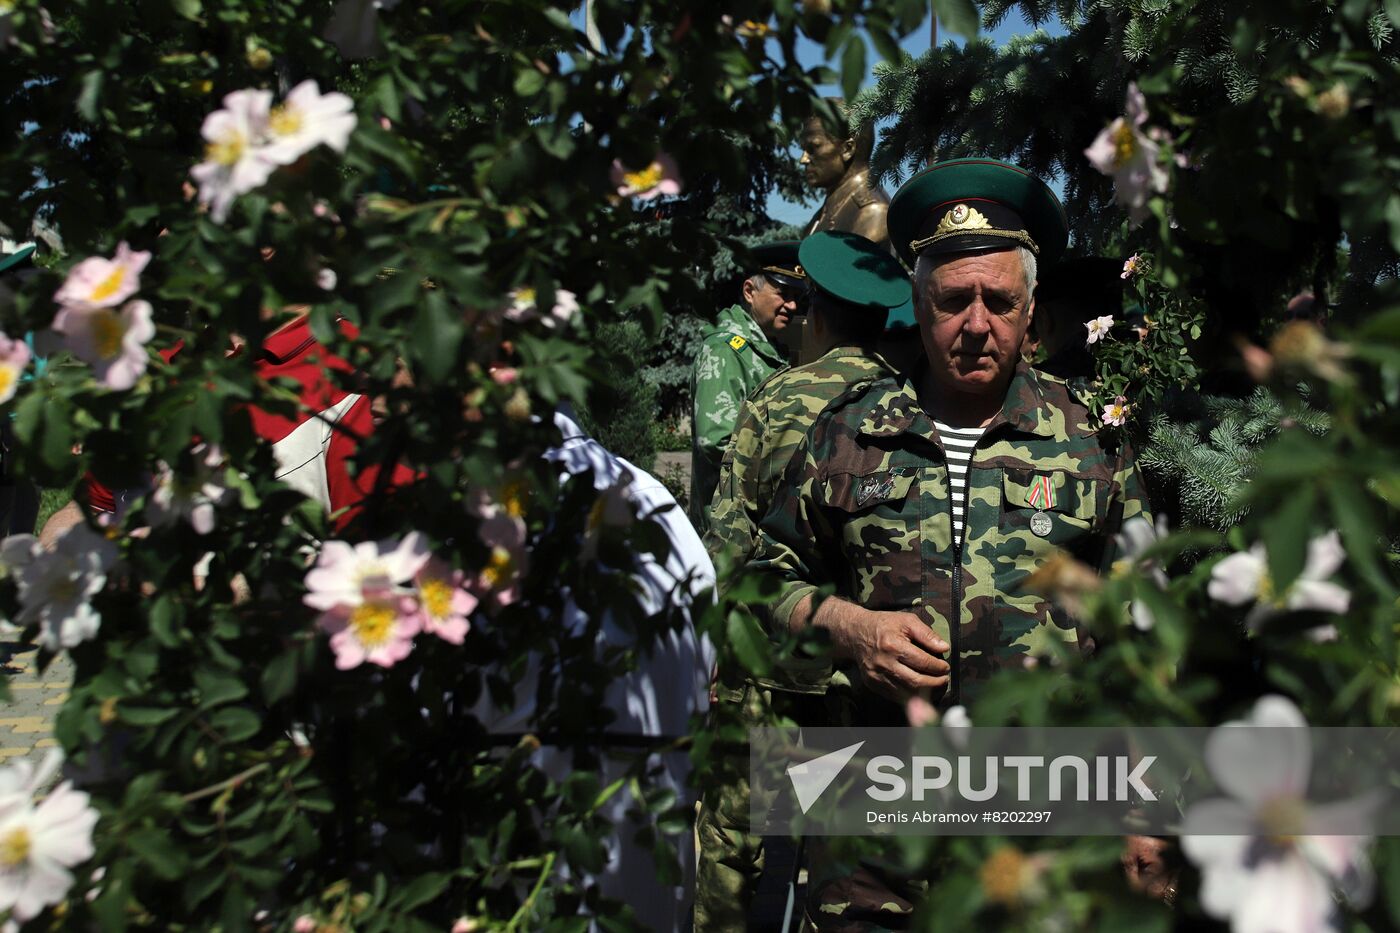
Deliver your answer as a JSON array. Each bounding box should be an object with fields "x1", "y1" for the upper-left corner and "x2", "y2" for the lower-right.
[{"x1": 799, "y1": 98, "x2": 875, "y2": 193}]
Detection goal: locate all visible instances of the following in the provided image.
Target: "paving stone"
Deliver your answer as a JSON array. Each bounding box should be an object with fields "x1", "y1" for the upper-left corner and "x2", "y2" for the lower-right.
[{"x1": 1, "y1": 644, "x2": 74, "y2": 767}]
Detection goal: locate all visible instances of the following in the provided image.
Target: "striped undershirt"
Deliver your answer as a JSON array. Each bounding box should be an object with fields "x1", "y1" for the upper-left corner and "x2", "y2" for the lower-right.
[{"x1": 934, "y1": 420, "x2": 986, "y2": 546}]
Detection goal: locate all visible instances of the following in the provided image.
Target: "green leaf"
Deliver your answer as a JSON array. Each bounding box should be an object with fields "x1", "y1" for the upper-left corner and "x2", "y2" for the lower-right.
[
  {"x1": 170, "y1": 0, "x2": 201, "y2": 20},
  {"x1": 194, "y1": 668, "x2": 248, "y2": 710},
  {"x1": 1387, "y1": 194, "x2": 1400, "y2": 255},
  {"x1": 932, "y1": 0, "x2": 980, "y2": 40},
  {"x1": 149, "y1": 595, "x2": 184, "y2": 648},
  {"x1": 260, "y1": 652, "x2": 298, "y2": 704},
  {"x1": 210, "y1": 707, "x2": 262, "y2": 743},
  {"x1": 395, "y1": 871, "x2": 450, "y2": 911},
  {"x1": 1261, "y1": 484, "x2": 1316, "y2": 596},
  {"x1": 91, "y1": 868, "x2": 131, "y2": 932},
  {"x1": 1386, "y1": 0, "x2": 1400, "y2": 30},
  {"x1": 375, "y1": 73, "x2": 401, "y2": 122},
  {"x1": 120, "y1": 706, "x2": 182, "y2": 727},
  {"x1": 725, "y1": 607, "x2": 773, "y2": 677},
  {"x1": 839, "y1": 35, "x2": 866, "y2": 100},
  {"x1": 868, "y1": 27, "x2": 903, "y2": 65},
  {"x1": 514, "y1": 68, "x2": 546, "y2": 97},
  {"x1": 412, "y1": 290, "x2": 464, "y2": 381},
  {"x1": 77, "y1": 70, "x2": 104, "y2": 121},
  {"x1": 127, "y1": 827, "x2": 189, "y2": 880}
]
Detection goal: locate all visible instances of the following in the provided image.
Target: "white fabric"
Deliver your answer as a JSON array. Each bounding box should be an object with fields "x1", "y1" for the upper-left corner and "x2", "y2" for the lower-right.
[
  {"x1": 270, "y1": 392, "x2": 360, "y2": 511},
  {"x1": 473, "y1": 408, "x2": 716, "y2": 932},
  {"x1": 934, "y1": 420, "x2": 984, "y2": 545}
]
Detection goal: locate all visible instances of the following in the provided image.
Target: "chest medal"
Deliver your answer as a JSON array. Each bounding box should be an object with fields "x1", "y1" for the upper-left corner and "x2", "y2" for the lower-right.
[
  {"x1": 855, "y1": 474, "x2": 897, "y2": 508},
  {"x1": 1030, "y1": 510, "x2": 1053, "y2": 537}
]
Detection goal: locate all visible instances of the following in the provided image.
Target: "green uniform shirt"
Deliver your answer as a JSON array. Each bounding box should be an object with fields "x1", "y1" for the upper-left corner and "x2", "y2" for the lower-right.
[
  {"x1": 689, "y1": 304, "x2": 786, "y2": 531},
  {"x1": 704, "y1": 344, "x2": 894, "y2": 575},
  {"x1": 749, "y1": 361, "x2": 1149, "y2": 715}
]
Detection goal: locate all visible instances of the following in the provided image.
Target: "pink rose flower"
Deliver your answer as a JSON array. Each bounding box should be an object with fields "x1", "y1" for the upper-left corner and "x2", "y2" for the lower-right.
[
  {"x1": 52, "y1": 242, "x2": 151, "y2": 311},
  {"x1": 0, "y1": 331, "x2": 31, "y2": 404},
  {"x1": 52, "y1": 299, "x2": 157, "y2": 391},
  {"x1": 412, "y1": 558, "x2": 476, "y2": 644},
  {"x1": 1084, "y1": 84, "x2": 1169, "y2": 223}
]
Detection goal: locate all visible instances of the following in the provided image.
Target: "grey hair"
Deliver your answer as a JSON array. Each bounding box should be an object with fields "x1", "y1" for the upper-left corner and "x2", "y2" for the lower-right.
[
  {"x1": 913, "y1": 246, "x2": 1038, "y2": 305},
  {"x1": 1015, "y1": 246, "x2": 1037, "y2": 297}
]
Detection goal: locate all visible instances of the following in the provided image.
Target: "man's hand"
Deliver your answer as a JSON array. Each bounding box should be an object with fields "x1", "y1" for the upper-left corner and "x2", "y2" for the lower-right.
[{"x1": 806, "y1": 598, "x2": 950, "y2": 701}]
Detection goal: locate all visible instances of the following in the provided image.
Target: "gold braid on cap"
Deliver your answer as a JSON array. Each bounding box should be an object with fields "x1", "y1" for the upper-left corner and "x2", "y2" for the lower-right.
[
  {"x1": 763, "y1": 264, "x2": 806, "y2": 279},
  {"x1": 909, "y1": 203, "x2": 1039, "y2": 256}
]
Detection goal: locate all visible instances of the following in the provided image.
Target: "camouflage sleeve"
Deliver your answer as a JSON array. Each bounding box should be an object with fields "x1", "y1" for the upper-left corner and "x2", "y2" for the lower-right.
[
  {"x1": 1113, "y1": 437, "x2": 1150, "y2": 524},
  {"x1": 692, "y1": 337, "x2": 749, "y2": 474},
  {"x1": 703, "y1": 394, "x2": 766, "y2": 574},
  {"x1": 1099, "y1": 436, "x2": 1151, "y2": 573},
  {"x1": 746, "y1": 439, "x2": 837, "y2": 641}
]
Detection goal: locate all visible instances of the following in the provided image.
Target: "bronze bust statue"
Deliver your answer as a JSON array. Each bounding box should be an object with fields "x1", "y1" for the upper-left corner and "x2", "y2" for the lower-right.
[
  {"x1": 791, "y1": 101, "x2": 893, "y2": 363},
  {"x1": 798, "y1": 101, "x2": 891, "y2": 251}
]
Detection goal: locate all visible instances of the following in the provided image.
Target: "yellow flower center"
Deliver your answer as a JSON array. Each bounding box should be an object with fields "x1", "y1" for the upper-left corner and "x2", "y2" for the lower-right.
[
  {"x1": 481, "y1": 547, "x2": 513, "y2": 588},
  {"x1": 420, "y1": 577, "x2": 453, "y2": 619},
  {"x1": 500, "y1": 480, "x2": 528, "y2": 519},
  {"x1": 0, "y1": 826, "x2": 31, "y2": 868},
  {"x1": 1257, "y1": 796, "x2": 1306, "y2": 846},
  {"x1": 269, "y1": 104, "x2": 302, "y2": 137},
  {"x1": 89, "y1": 310, "x2": 126, "y2": 359},
  {"x1": 349, "y1": 602, "x2": 397, "y2": 648},
  {"x1": 514, "y1": 287, "x2": 537, "y2": 306},
  {"x1": 90, "y1": 267, "x2": 127, "y2": 303},
  {"x1": 1256, "y1": 570, "x2": 1289, "y2": 608},
  {"x1": 1111, "y1": 121, "x2": 1137, "y2": 168},
  {"x1": 622, "y1": 162, "x2": 664, "y2": 192},
  {"x1": 205, "y1": 132, "x2": 247, "y2": 167},
  {"x1": 979, "y1": 846, "x2": 1029, "y2": 907},
  {"x1": 0, "y1": 366, "x2": 18, "y2": 400}
]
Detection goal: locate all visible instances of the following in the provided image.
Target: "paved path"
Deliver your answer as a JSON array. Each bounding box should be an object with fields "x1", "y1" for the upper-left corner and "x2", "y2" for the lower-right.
[{"x1": 0, "y1": 644, "x2": 72, "y2": 767}]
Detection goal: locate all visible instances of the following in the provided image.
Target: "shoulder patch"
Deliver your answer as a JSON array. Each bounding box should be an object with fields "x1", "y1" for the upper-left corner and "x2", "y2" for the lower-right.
[{"x1": 728, "y1": 335, "x2": 747, "y2": 351}]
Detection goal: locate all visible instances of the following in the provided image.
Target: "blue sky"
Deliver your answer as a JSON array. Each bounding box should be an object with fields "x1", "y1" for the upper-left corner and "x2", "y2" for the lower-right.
[{"x1": 767, "y1": 8, "x2": 1062, "y2": 225}]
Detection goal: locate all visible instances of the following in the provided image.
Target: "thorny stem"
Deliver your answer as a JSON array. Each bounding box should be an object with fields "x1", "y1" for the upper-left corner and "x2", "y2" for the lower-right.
[{"x1": 180, "y1": 762, "x2": 270, "y2": 804}]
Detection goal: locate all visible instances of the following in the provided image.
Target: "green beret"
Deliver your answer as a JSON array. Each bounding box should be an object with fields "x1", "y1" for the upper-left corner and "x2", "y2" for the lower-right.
[
  {"x1": 0, "y1": 243, "x2": 35, "y2": 276},
  {"x1": 747, "y1": 239, "x2": 806, "y2": 289},
  {"x1": 887, "y1": 158, "x2": 1068, "y2": 268},
  {"x1": 797, "y1": 231, "x2": 911, "y2": 312}
]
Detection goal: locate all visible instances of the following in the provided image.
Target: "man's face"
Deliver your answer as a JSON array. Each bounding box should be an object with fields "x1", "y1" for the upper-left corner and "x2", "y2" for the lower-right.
[
  {"x1": 915, "y1": 249, "x2": 1034, "y2": 397},
  {"x1": 799, "y1": 120, "x2": 847, "y2": 191},
  {"x1": 743, "y1": 275, "x2": 801, "y2": 341}
]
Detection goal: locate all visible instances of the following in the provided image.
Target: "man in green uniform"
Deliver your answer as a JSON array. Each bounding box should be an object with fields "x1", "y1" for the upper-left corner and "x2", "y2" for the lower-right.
[
  {"x1": 694, "y1": 231, "x2": 910, "y2": 933},
  {"x1": 690, "y1": 241, "x2": 803, "y2": 532},
  {"x1": 748, "y1": 159, "x2": 1151, "y2": 930}
]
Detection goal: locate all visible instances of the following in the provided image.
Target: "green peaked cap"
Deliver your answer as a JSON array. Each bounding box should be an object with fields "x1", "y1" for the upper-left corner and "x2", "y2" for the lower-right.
[
  {"x1": 797, "y1": 231, "x2": 911, "y2": 312},
  {"x1": 888, "y1": 158, "x2": 1068, "y2": 268},
  {"x1": 747, "y1": 239, "x2": 806, "y2": 288}
]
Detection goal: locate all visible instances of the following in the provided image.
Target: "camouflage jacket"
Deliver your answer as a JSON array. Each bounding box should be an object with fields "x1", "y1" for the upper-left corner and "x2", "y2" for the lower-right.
[
  {"x1": 689, "y1": 304, "x2": 787, "y2": 531},
  {"x1": 704, "y1": 344, "x2": 894, "y2": 578},
  {"x1": 749, "y1": 361, "x2": 1148, "y2": 714}
]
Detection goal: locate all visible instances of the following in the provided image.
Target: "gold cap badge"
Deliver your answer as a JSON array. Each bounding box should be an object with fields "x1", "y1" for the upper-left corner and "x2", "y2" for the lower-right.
[{"x1": 935, "y1": 203, "x2": 992, "y2": 235}]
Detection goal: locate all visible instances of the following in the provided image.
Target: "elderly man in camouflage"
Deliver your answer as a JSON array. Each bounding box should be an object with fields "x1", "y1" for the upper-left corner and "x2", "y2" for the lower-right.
[
  {"x1": 694, "y1": 231, "x2": 910, "y2": 933},
  {"x1": 748, "y1": 159, "x2": 1151, "y2": 930},
  {"x1": 690, "y1": 241, "x2": 805, "y2": 533}
]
